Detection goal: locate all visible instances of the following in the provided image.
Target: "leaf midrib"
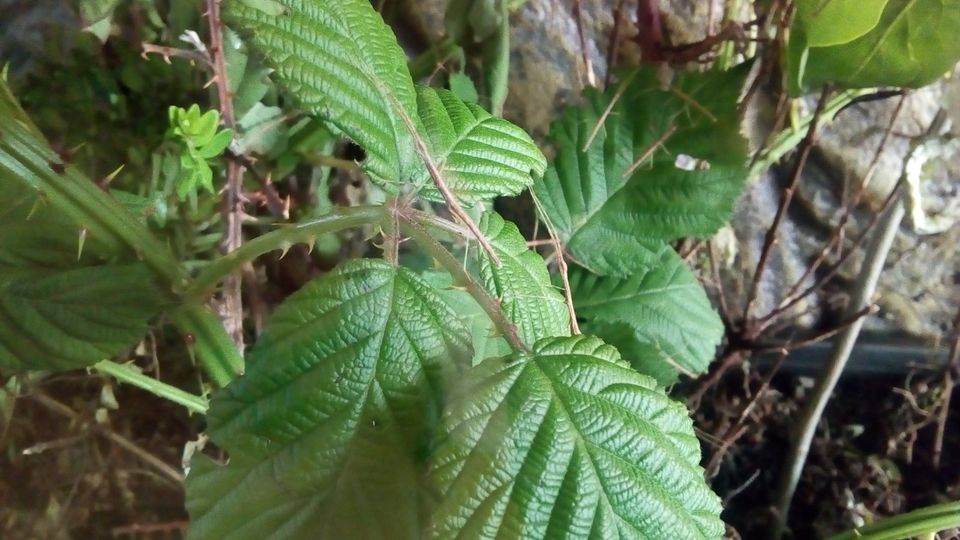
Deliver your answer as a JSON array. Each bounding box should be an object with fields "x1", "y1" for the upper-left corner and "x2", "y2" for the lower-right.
[
  {"x1": 531, "y1": 357, "x2": 705, "y2": 538},
  {"x1": 848, "y1": 0, "x2": 918, "y2": 78}
]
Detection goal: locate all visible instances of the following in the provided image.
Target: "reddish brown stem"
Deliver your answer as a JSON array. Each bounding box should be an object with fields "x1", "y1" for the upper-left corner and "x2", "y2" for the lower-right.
[
  {"x1": 743, "y1": 86, "x2": 830, "y2": 324},
  {"x1": 778, "y1": 95, "x2": 907, "y2": 305}
]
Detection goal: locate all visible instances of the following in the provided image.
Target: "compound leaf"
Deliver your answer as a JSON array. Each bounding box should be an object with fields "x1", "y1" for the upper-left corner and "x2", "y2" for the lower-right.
[
  {"x1": 224, "y1": 0, "x2": 422, "y2": 187},
  {"x1": 477, "y1": 213, "x2": 570, "y2": 347},
  {"x1": 415, "y1": 86, "x2": 546, "y2": 204},
  {"x1": 226, "y1": 0, "x2": 544, "y2": 206},
  {"x1": 533, "y1": 66, "x2": 748, "y2": 277},
  {"x1": 569, "y1": 247, "x2": 724, "y2": 385},
  {"x1": 429, "y1": 335, "x2": 724, "y2": 539},
  {"x1": 186, "y1": 260, "x2": 472, "y2": 540}
]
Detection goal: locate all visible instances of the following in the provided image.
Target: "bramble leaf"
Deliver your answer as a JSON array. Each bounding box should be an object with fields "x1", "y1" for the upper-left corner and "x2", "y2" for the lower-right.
[
  {"x1": 569, "y1": 247, "x2": 724, "y2": 385},
  {"x1": 186, "y1": 260, "x2": 472, "y2": 540},
  {"x1": 224, "y1": 0, "x2": 422, "y2": 187},
  {"x1": 414, "y1": 86, "x2": 546, "y2": 204},
  {"x1": 477, "y1": 213, "x2": 569, "y2": 346},
  {"x1": 225, "y1": 0, "x2": 544, "y2": 205},
  {"x1": 533, "y1": 66, "x2": 749, "y2": 276},
  {"x1": 0, "y1": 86, "x2": 165, "y2": 371},
  {"x1": 0, "y1": 188, "x2": 163, "y2": 371},
  {"x1": 429, "y1": 335, "x2": 725, "y2": 539}
]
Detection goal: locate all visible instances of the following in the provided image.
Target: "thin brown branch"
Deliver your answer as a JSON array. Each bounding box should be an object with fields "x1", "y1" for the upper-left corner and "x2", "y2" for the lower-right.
[
  {"x1": 622, "y1": 125, "x2": 677, "y2": 178},
  {"x1": 669, "y1": 86, "x2": 718, "y2": 122},
  {"x1": 532, "y1": 192, "x2": 580, "y2": 335},
  {"x1": 778, "y1": 94, "x2": 907, "y2": 305},
  {"x1": 755, "y1": 177, "x2": 903, "y2": 329},
  {"x1": 141, "y1": 43, "x2": 212, "y2": 66},
  {"x1": 707, "y1": 241, "x2": 734, "y2": 327},
  {"x1": 935, "y1": 305, "x2": 960, "y2": 468},
  {"x1": 604, "y1": 0, "x2": 628, "y2": 89},
  {"x1": 31, "y1": 393, "x2": 184, "y2": 485},
  {"x1": 228, "y1": 153, "x2": 287, "y2": 218},
  {"x1": 207, "y1": 0, "x2": 245, "y2": 351},
  {"x1": 708, "y1": 397, "x2": 768, "y2": 479},
  {"x1": 749, "y1": 305, "x2": 876, "y2": 353},
  {"x1": 573, "y1": 0, "x2": 597, "y2": 88},
  {"x1": 933, "y1": 371, "x2": 953, "y2": 469},
  {"x1": 743, "y1": 86, "x2": 830, "y2": 325},
  {"x1": 584, "y1": 70, "x2": 638, "y2": 151},
  {"x1": 948, "y1": 300, "x2": 960, "y2": 375}
]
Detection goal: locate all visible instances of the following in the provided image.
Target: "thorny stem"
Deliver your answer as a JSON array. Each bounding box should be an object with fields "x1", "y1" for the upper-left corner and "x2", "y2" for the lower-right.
[
  {"x1": 187, "y1": 206, "x2": 386, "y2": 297},
  {"x1": 393, "y1": 101, "x2": 502, "y2": 266},
  {"x1": 141, "y1": 43, "x2": 212, "y2": 67},
  {"x1": 206, "y1": 0, "x2": 245, "y2": 351},
  {"x1": 228, "y1": 152, "x2": 287, "y2": 218},
  {"x1": 0, "y1": 83, "x2": 242, "y2": 387},
  {"x1": 382, "y1": 198, "x2": 401, "y2": 265},
  {"x1": 743, "y1": 86, "x2": 830, "y2": 325},
  {"x1": 398, "y1": 213, "x2": 527, "y2": 352}
]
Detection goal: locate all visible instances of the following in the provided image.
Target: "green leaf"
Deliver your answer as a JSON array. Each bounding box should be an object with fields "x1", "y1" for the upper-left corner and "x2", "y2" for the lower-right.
[
  {"x1": 0, "y1": 80, "x2": 242, "y2": 382},
  {"x1": 795, "y1": 0, "x2": 889, "y2": 47},
  {"x1": 444, "y1": 0, "x2": 512, "y2": 115},
  {"x1": 584, "y1": 321, "x2": 682, "y2": 387},
  {"x1": 0, "y1": 191, "x2": 163, "y2": 371},
  {"x1": 186, "y1": 260, "x2": 472, "y2": 540},
  {"x1": 0, "y1": 264, "x2": 163, "y2": 371},
  {"x1": 196, "y1": 128, "x2": 234, "y2": 159},
  {"x1": 236, "y1": 104, "x2": 287, "y2": 155},
  {"x1": 414, "y1": 87, "x2": 546, "y2": 204},
  {"x1": 790, "y1": 0, "x2": 960, "y2": 91},
  {"x1": 193, "y1": 110, "x2": 221, "y2": 146},
  {"x1": 224, "y1": 28, "x2": 273, "y2": 118},
  {"x1": 420, "y1": 270, "x2": 512, "y2": 365},
  {"x1": 448, "y1": 71, "x2": 480, "y2": 104},
  {"x1": 79, "y1": 0, "x2": 122, "y2": 24},
  {"x1": 569, "y1": 247, "x2": 724, "y2": 384},
  {"x1": 429, "y1": 334, "x2": 724, "y2": 539},
  {"x1": 226, "y1": 0, "x2": 543, "y2": 205},
  {"x1": 533, "y1": 66, "x2": 749, "y2": 276},
  {"x1": 224, "y1": 0, "x2": 422, "y2": 187},
  {"x1": 477, "y1": 213, "x2": 569, "y2": 347}
]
